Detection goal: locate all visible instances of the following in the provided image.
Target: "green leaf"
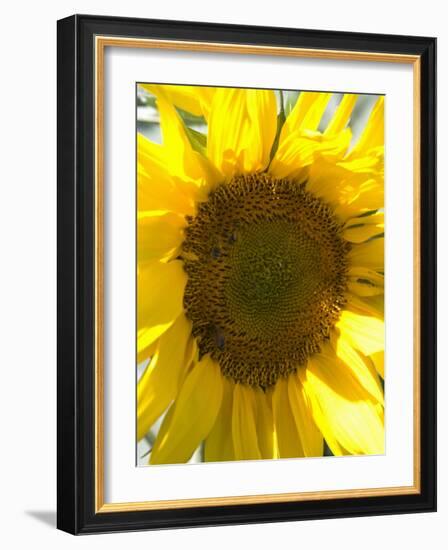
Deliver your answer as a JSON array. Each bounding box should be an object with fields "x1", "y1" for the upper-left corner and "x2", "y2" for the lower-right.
[
  {"x1": 176, "y1": 107, "x2": 206, "y2": 126},
  {"x1": 357, "y1": 209, "x2": 379, "y2": 218},
  {"x1": 184, "y1": 125, "x2": 207, "y2": 155},
  {"x1": 173, "y1": 106, "x2": 208, "y2": 155}
]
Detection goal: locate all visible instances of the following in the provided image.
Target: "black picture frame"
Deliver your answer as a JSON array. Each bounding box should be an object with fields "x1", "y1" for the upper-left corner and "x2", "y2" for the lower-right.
[{"x1": 57, "y1": 14, "x2": 436, "y2": 534}]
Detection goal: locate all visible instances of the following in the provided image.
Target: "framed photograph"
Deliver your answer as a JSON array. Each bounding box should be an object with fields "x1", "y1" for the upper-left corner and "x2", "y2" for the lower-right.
[{"x1": 57, "y1": 14, "x2": 436, "y2": 534}]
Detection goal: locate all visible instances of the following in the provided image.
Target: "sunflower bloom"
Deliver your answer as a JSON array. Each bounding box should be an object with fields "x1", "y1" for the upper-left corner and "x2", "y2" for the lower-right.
[{"x1": 137, "y1": 85, "x2": 385, "y2": 464}]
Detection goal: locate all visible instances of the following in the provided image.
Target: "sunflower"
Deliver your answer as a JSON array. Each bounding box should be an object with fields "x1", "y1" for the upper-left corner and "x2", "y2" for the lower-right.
[{"x1": 137, "y1": 85, "x2": 385, "y2": 464}]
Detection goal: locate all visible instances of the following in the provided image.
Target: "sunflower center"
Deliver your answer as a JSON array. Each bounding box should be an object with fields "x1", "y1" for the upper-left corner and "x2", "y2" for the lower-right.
[{"x1": 182, "y1": 174, "x2": 350, "y2": 388}]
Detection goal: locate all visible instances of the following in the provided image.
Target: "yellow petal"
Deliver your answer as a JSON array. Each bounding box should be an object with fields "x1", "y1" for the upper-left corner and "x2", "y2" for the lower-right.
[
  {"x1": 270, "y1": 130, "x2": 351, "y2": 181},
  {"x1": 298, "y1": 366, "x2": 347, "y2": 456},
  {"x1": 324, "y1": 94, "x2": 358, "y2": 135},
  {"x1": 254, "y1": 387, "x2": 276, "y2": 459},
  {"x1": 348, "y1": 266, "x2": 384, "y2": 297},
  {"x1": 150, "y1": 355, "x2": 223, "y2": 464},
  {"x1": 307, "y1": 158, "x2": 383, "y2": 221},
  {"x1": 287, "y1": 374, "x2": 324, "y2": 457},
  {"x1": 207, "y1": 88, "x2": 277, "y2": 178},
  {"x1": 151, "y1": 86, "x2": 220, "y2": 192},
  {"x1": 204, "y1": 377, "x2": 234, "y2": 462},
  {"x1": 334, "y1": 181, "x2": 384, "y2": 221},
  {"x1": 337, "y1": 197, "x2": 383, "y2": 228},
  {"x1": 272, "y1": 377, "x2": 305, "y2": 458},
  {"x1": 348, "y1": 237, "x2": 384, "y2": 271},
  {"x1": 137, "y1": 260, "x2": 187, "y2": 353},
  {"x1": 232, "y1": 384, "x2": 262, "y2": 460},
  {"x1": 137, "y1": 338, "x2": 158, "y2": 366},
  {"x1": 350, "y1": 97, "x2": 384, "y2": 157},
  {"x1": 336, "y1": 310, "x2": 384, "y2": 356},
  {"x1": 341, "y1": 151, "x2": 384, "y2": 177},
  {"x1": 147, "y1": 405, "x2": 175, "y2": 465},
  {"x1": 280, "y1": 92, "x2": 332, "y2": 141},
  {"x1": 347, "y1": 293, "x2": 384, "y2": 321},
  {"x1": 343, "y1": 211, "x2": 384, "y2": 243},
  {"x1": 184, "y1": 336, "x2": 199, "y2": 372},
  {"x1": 137, "y1": 134, "x2": 197, "y2": 215},
  {"x1": 137, "y1": 211, "x2": 185, "y2": 263},
  {"x1": 137, "y1": 313, "x2": 192, "y2": 441},
  {"x1": 329, "y1": 336, "x2": 383, "y2": 404},
  {"x1": 304, "y1": 352, "x2": 384, "y2": 455},
  {"x1": 175, "y1": 336, "x2": 200, "y2": 392},
  {"x1": 140, "y1": 84, "x2": 215, "y2": 118},
  {"x1": 370, "y1": 351, "x2": 385, "y2": 378}
]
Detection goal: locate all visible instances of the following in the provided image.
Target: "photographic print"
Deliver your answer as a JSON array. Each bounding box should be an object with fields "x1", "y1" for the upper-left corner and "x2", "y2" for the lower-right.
[
  {"x1": 136, "y1": 85, "x2": 385, "y2": 466},
  {"x1": 58, "y1": 16, "x2": 435, "y2": 533}
]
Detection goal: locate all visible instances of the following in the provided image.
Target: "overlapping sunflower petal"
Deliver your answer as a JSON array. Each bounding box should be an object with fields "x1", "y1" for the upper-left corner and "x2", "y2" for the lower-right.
[{"x1": 136, "y1": 85, "x2": 385, "y2": 463}]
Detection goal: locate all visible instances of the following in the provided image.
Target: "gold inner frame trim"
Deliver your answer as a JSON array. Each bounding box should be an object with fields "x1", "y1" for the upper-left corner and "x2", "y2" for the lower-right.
[{"x1": 94, "y1": 35, "x2": 422, "y2": 513}]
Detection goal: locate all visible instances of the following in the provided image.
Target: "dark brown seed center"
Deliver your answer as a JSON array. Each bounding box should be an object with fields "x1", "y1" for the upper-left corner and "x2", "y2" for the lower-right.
[{"x1": 181, "y1": 174, "x2": 350, "y2": 388}]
